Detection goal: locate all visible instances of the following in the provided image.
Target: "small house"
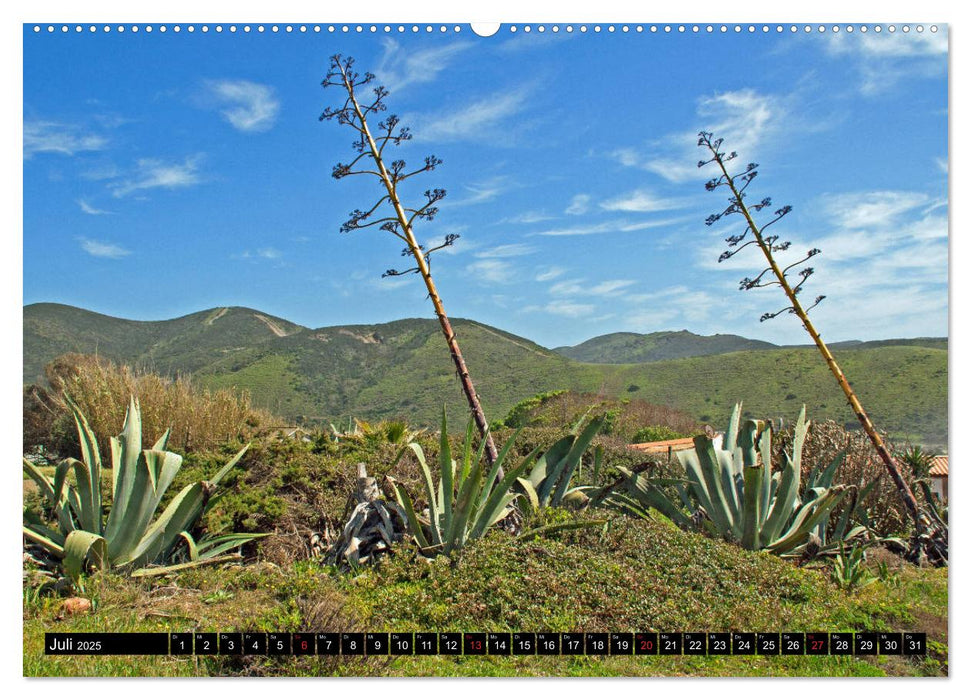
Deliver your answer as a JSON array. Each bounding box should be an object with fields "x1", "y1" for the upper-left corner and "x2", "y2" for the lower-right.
[{"x1": 929, "y1": 455, "x2": 948, "y2": 502}]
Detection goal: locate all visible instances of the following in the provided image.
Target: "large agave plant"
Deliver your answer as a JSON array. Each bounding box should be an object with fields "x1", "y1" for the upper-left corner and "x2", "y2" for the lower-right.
[
  {"x1": 390, "y1": 410, "x2": 535, "y2": 556},
  {"x1": 23, "y1": 397, "x2": 262, "y2": 581},
  {"x1": 624, "y1": 403, "x2": 854, "y2": 556},
  {"x1": 516, "y1": 414, "x2": 605, "y2": 512}
]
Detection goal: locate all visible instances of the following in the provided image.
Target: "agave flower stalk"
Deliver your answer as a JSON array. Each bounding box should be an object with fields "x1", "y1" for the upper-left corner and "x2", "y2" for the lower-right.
[
  {"x1": 320, "y1": 54, "x2": 500, "y2": 471},
  {"x1": 697, "y1": 132, "x2": 944, "y2": 563}
]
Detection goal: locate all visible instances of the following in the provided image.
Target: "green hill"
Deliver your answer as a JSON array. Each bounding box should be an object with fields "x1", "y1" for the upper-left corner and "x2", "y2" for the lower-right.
[
  {"x1": 555, "y1": 330, "x2": 776, "y2": 363},
  {"x1": 23, "y1": 303, "x2": 948, "y2": 448},
  {"x1": 23, "y1": 303, "x2": 305, "y2": 382}
]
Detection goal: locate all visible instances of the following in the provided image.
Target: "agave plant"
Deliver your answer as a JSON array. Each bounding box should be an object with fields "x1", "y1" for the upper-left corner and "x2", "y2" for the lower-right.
[
  {"x1": 831, "y1": 543, "x2": 878, "y2": 591},
  {"x1": 515, "y1": 414, "x2": 605, "y2": 513},
  {"x1": 22, "y1": 397, "x2": 262, "y2": 581},
  {"x1": 623, "y1": 403, "x2": 855, "y2": 556},
  {"x1": 390, "y1": 410, "x2": 536, "y2": 556}
]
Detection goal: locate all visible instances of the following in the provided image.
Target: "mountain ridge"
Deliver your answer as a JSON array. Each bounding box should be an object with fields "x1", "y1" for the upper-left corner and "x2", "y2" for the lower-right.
[{"x1": 23, "y1": 303, "x2": 948, "y2": 447}]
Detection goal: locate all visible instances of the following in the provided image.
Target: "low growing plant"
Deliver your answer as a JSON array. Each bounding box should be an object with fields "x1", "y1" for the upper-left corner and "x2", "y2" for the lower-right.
[
  {"x1": 23, "y1": 397, "x2": 263, "y2": 582},
  {"x1": 831, "y1": 544, "x2": 878, "y2": 591}
]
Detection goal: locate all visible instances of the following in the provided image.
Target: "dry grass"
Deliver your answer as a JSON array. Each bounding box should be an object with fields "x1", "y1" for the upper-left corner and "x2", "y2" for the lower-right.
[{"x1": 33, "y1": 353, "x2": 277, "y2": 455}]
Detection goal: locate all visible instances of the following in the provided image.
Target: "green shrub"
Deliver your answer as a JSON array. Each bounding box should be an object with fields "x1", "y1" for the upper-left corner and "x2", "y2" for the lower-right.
[{"x1": 631, "y1": 425, "x2": 687, "y2": 443}]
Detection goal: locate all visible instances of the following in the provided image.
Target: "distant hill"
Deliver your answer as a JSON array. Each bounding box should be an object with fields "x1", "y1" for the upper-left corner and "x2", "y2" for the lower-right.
[
  {"x1": 555, "y1": 330, "x2": 947, "y2": 364},
  {"x1": 23, "y1": 303, "x2": 948, "y2": 449},
  {"x1": 555, "y1": 330, "x2": 776, "y2": 363},
  {"x1": 23, "y1": 303, "x2": 305, "y2": 383}
]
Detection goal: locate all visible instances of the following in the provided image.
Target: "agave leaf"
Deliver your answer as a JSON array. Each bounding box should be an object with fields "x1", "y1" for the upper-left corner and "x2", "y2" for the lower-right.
[
  {"x1": 723, "y1": 402, "x2": 742, "y2": 453},
  {"x1": 23, "y1": 458, "x2": 57, "y2": 504},
  {"x1": 178, "y1": 531, "x2": 200, "y2": 561},
  {"x1": 195, "y1": 533, "x2": 268, "y2": 560},
  {"x1": 400, "y1": 442, "x2": 441, "y2": 545},
  {"x1": 23, "y1": 524, "x2": 66, "y2": 558},
  {"x1": 67, "y1": 396, "x2": 103, "y2": 527},
  {"x1": 68, "y1": 458, "x2": 101, "y2": 533},
  {"x1": 121, "y1": 482, "x2": 206, "y2": 567},
  {"x1": 23, "y1": 507, "x2": 67, "y2": 548},
  {"x1": 152, "y1": 428, "x2": 172, "y2": 453},
  {"x1": 107, "y1": 450, "x2": 166, "y2": 561},
  {"x1": 758, "y1": 426, "x2": 773, "y2": 520},
  {"x1": 469, "y1": 458, "x2": 531, "y2": 541},
  {"x1": 516, "y1": 478, "x2": 540, "y2": 514},
  {"x1": 445, "y1": 457, "x2": 486, "y2": 550},
  {"x1": 549, "y1": 415, "x2": 605, "y2": 507},
  {"x1": 131, "y1": 554, "x2": 241, "y2": 578},
  {"x1": 392, "y1": 481, "x2": 431, "y2": 550},
  {"x1": 762, "y1": 452, "x2": 800, "y2": 544},
  {"x1": 518, "y1": 520, "x2": 606, "y2": 539},
  {"x1": 765, "y1": 488, "x2": 849, "y2": 554},
  {"x1": 690, "y1": 437, "x2": 736, "y2": 537},
  {"x1": 439, "y1": 408, "x2": 453, "y2": 532},
  {"x1": 627, "y1": 475, "x2": 693, "y2": 529},
  {"x1": 63, "y1": 530, "x2": 107, "y2": 582},
  {"x1": 740, "y1": 464, "x2": 763, "y2": 550},
  {"x1": 530, "y1": 435, "x2": 574, "y2": 497}
]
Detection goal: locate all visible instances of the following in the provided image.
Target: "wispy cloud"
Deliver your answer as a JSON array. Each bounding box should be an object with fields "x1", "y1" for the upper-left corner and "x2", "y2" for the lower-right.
[
  {"x1": 207, "y1": 80, "x2": 280, "y2": 132},
  {"x1": 611, "y1": 88, "x2": 788, "y2": 184},
  {"x1": 501, "y1": 210, "x2": 556, "y2": 225},
  {"x1": 565, "y1": 194, "x2": 590, "y2": 215},
  {"x1": 24, "y1": 121, "x2": 108, "y2": 159},
  {"x1": 414, "y1": 86, "x2": 531, "y2": 142},
  {"x1": 533, "y1": 218, "x2": 684, "y2": 237},
  {"x1": 522, "y1": 301, "x2": 597, "y2": 318},
  {"x1": 600, "y1": 189, "x2": 686, "y2": 213},
  {"x1": 109, "y1": 155, "x2": 204, "y2": 198},
  {"x1": 825, "y1": 28, "x2": 948, "y2": 96},
  {"x1": 475, "y1": 243, "x2": 536, "y2": 258},
  {"x1": 78, "y1": 237, "x2": 130, "y2": 259},
  {"x1": 234, "y1": 247, "x2": 284, "y2": 261},
  {"x1": 465, "y1": 258, "x2": 513, "y2": 284},
  {"x1": 447, "y1": 176, "x2": 509, "y2": 207},
  {"x1": 77, "y1": 199, "x2": 113, "y2": 215},
  {"x1": 535, "y1": 266, "x2": 566, "y2": 282},
  {"x1": 550, "y1": 279, "x2": 635, "y2": 298},
  {"x1": 377, "y1": 39, "x2": 473, "y2": 92}
]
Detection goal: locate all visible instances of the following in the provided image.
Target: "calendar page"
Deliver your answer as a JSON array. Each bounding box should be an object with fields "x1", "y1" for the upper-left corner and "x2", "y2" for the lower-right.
[{"x1": 21, "y1": 16, "x2": 949, "y2": 679}]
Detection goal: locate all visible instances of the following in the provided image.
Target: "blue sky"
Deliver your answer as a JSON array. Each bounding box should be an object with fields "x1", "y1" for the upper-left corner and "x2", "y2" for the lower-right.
[{"x1": 23, "y1": 24, "x2": 948, "y2": 348}]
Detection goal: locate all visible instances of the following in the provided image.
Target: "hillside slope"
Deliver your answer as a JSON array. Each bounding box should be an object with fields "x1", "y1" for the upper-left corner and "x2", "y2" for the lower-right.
[{"x1": 23, "y1": 304, "x2": 948, "y2": 447}]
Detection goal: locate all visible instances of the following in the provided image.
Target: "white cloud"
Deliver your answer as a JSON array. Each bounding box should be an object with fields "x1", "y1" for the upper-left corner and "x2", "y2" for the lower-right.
[
  {"x1": 465, "y1": 259, "x2": 513, "y2": 284},
  {"x1": 565, "y1": 194, "x2": 591, "y2": 215},
  {"x1": 523, "y1": 301, "x2": 597, "y2": 318},
  {"x1": 533, "y1": 218, "x2": 685, "y2": 237},
  {"x1": 501, "y1": 211, "x2": 555, "y2": 225},
  {"x1": 447, "y1": 176, "x2": 508, "y2": 207},
  {"x1": 24, "y1": 121, "x2": 108, "y2": 159},
  {"x1": 600, "y1": 189, "x2": 685, "y2": 213},
  {"x1": 550, "y1": 278, "x2": 635, "y2": 298},
  {"x1": 377, "y1": 39, "x2": 473, "y2": 92},
  {"x1": 414, "y1": 87, "x2": 530, "y2": 142},
  {"x1": 78, "y1": 237, "x2": 130, "y2": 259},
  {"x1": 535, "y1": 266, "x2": 566, "y2": 282},
  {"x1": 823, "y1": 191, "x2": 930, "y2": 230},
  {"x1": 475, "y1": 243, "x2": 536, "y2": 258},
  {"x1": 77, "y1": 199, "x2": 113, "y2": 215},
  {"x1": 825, "y1": 28, "x2": 948, "y2": 96},
  {"x1": 109, "y1": 156, "x2": 204, "y2": 198},
  {"x1": 611, "y1": 88, "x2": 788, "y2": 184},
  {"x1": 207, "y1": 80, "x2": 280, "y2": 132}
]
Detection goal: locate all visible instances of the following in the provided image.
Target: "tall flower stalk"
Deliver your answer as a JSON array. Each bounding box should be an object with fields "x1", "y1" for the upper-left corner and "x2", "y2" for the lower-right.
[
  {"x1": 697, "y1": 131, "x2": 946, "y2": 564},
  {"x1": 320, "y1": 55, "x2": 500, "y2": 470}
]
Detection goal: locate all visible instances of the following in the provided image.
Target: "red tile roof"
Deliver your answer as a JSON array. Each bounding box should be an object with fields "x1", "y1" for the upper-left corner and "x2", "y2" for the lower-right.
[
  {"x1": 929, "y1": 455, "x2": 948, "y2": 477},
  {"x1": 628, "y1": 436, "x2": 697, "y2": 454}
]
